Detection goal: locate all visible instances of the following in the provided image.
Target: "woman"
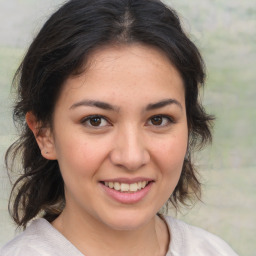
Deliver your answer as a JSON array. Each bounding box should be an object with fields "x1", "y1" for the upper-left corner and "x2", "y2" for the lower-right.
[{"x1": 1, "y1": 0, "x2": 238, "y2": 255}]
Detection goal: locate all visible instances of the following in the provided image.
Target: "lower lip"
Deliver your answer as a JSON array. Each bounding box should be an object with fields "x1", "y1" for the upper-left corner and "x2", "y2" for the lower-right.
[{"x1": 100, "y1": 182, "x2": 153, "y2": 204}]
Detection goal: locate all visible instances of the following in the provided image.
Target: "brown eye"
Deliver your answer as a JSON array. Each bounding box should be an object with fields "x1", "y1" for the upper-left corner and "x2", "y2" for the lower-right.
[
  {"x1": 90, "y1": 117, "x2": 102, "y2": 126},
  {"x1": 147, "y1": 115, "x2": 174, "y2": 127},
  {"x1": 151, "y1": 116, "x2": 163, "y2": 126},
  {"x1": 82, "y1": 115, "x2": 110, "y2": 128}
]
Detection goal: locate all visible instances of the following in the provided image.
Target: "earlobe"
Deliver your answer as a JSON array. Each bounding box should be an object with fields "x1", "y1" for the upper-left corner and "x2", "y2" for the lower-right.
[{"x1": 25, "y1": 112, "x2": 57, "y2": 160}]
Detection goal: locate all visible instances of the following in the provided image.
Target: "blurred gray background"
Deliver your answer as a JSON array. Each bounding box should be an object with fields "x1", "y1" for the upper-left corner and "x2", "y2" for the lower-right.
[{"x1": 0, "y1": 0, "x2": 255, "y2": 255}]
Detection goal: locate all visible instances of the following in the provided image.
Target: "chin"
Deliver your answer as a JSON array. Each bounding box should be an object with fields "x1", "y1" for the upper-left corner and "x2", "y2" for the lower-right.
[{"x1": 99, "y1": 209, "x2": 155, "y2": 231}]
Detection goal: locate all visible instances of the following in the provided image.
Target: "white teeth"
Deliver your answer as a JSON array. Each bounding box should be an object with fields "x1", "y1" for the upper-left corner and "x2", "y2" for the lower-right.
[
  {"x1": 109, "y1": 182, "x2": 114, "y2": 188},
  {"x1": 141, "y1": 181, "x2": 147, "y2": 188},
  {"x1": 114, "y1": 182, "x2": 120, "y2": 191},
  {"x1": 104, "y1": 181, "x2": 150, "y2": 192},
  {"x1": 120, "y1": 183, "x2": 129, "y2": 192},
  {"x1": 130, "y1": 183, "x2": 138, "y2": 192}
]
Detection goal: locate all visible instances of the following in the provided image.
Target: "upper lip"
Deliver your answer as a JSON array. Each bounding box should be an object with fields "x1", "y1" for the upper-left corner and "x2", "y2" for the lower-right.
[{"x1": 100, "y1": 177, "x2": 154, "y2": 184}]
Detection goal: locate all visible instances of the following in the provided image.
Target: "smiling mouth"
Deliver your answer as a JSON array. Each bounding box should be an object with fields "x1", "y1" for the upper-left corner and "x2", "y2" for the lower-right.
[{"x1": 101, "y1": 181, "x2": 152, "y2": 193}]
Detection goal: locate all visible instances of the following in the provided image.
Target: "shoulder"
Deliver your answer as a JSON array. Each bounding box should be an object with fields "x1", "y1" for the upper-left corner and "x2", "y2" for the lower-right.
[
  {"x1": 0, "y1": 218, "x2": 83, "y2": 256},
  {"x1": 0, "y1": 221, "x2": 39, "y2": 255},
  {"x1": 164, "y1": 216, "x2": 239, "y2": 256},
  {"x1": 0, "y1": 219, "x2": 51, "y2": 256}
]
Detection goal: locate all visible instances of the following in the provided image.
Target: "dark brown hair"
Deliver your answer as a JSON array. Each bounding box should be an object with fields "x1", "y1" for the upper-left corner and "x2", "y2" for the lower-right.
[{"x1": 6, "y1": 0, "x2": 214, "y2": 228}]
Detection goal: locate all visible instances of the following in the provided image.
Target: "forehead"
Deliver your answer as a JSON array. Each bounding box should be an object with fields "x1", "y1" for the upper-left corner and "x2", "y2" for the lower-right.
[
  {"x1": 58, "y1": 44, "x2": 185, "y2": 108},
  {"x1": 85, "y1": 43, "x2": 182, "y2": 84}
]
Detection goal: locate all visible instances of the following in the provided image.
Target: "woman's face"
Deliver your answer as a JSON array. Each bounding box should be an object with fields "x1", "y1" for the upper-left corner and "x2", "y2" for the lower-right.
[{"x1": 48, "y1": 44, "x2": 188, "y2": 230}]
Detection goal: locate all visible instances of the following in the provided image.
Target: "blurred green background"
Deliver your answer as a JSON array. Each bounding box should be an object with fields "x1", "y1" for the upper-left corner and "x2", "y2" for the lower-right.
[{"x1": 0, "y1": 0, "x2": 255, "y2": 255}]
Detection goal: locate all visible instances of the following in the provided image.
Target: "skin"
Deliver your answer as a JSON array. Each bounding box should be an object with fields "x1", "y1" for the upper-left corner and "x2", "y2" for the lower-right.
[{"x1": 27, "y1": 44, "x2": 188, "y2": 256}]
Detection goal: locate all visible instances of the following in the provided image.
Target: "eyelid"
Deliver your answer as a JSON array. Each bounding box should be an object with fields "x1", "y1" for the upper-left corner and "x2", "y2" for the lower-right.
[
  {"x1": 80, "y1": 114, "x2": 112, "y2": 128},
  {"x1": 146, "y1": 114, "x2": 175, "y2": 127},
  {"x1": 80, "y1": 114, "x2": 175, "y2": 128}
]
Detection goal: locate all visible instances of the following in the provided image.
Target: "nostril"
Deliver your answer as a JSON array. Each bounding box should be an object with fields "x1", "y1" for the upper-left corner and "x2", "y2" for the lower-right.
[{"x1": 109, "y1": 149, "x2": 150, "y2": 171}]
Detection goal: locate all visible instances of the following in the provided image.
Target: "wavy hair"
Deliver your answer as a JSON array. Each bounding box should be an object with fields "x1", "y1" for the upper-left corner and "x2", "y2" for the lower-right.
[{"x1": 6, "y1": 0, "x2": 214, "y2": 228}]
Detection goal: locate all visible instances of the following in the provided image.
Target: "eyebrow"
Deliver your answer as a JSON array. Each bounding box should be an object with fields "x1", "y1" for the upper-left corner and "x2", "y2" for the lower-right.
[
  {"x1": 69, "y1": 98, "x2": 182, "y2": 111},
  {"x1": 145, "y1": 98, "x2": 183, "y2": 111},
  {"x1": 70, "y1": 100, "x2": 120, "y2": 111}
]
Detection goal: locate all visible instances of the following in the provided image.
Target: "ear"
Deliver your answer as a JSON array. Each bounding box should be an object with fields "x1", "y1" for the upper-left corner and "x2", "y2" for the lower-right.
[{"x1": 26, "y1": 112, "x2": 57, "y2": 160}]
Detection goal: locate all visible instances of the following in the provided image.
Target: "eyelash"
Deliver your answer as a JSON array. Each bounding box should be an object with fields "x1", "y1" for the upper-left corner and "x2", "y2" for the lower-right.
[
  {"x1": 80, "y1": 114, "x2": 175, "y2": 128},
  {"x1": 81, "y1": 115, "x2": 111, "y2": 128},
  {"x1": 146, "y1": 115, "x2": 175, "y2": 127}
]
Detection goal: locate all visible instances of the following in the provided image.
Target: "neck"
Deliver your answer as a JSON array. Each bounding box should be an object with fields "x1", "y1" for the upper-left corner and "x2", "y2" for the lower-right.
[{"x1": 52, "y1": 208, "x2": 169, "y2": 256}]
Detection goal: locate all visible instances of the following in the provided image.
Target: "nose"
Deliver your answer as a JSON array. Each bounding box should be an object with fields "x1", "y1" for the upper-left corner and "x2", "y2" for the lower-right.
[{"x1": 110, "y1": 125, "x2": 150, "y2": 171}]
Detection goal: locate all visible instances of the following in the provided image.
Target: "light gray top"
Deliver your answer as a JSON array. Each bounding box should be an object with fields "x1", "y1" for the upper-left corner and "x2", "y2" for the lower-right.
[{"x1": 0, "y1": 216, "x2": 238, "y2": 256}]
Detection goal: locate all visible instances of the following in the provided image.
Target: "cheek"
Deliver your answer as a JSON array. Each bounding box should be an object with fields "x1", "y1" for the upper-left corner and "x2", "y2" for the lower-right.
[
  {"x1": 55, "y1": 132, "x2": 110, "y2": 178},
  {"x1": 149, "y1": 132, "x2": 187, "y2": 205},
  {"x1": 154, "y1": 133, "x2": 187, "y2": 167}
]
